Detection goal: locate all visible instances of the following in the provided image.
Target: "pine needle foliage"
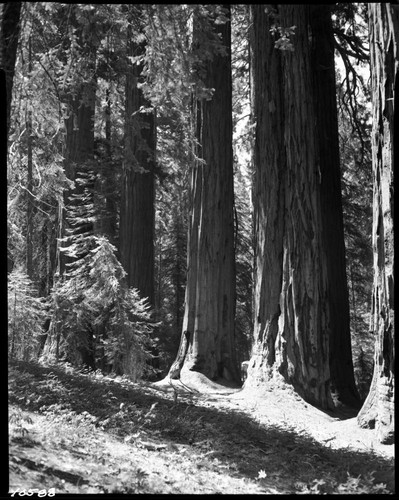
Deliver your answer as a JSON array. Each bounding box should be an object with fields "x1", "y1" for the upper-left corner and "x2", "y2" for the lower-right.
[
  {"x1": 8, "y1": 268, "x2": 48, "y2": 361},
  {"x1": 53, "y1": 235, "x2": 157, "y2": 381},
  {"x1": 47, "y1": 165, "x2": 157, "y2": 380}
]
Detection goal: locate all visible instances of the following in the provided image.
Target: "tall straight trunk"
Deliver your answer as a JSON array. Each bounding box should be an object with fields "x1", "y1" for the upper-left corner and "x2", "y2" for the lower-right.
[
  {"x1": 169, "y1": 150, "x2": 202, "y2": 379},
  {"x1": 119, "y1": 13, "x2": 155, "y2": 305},
  {"x1": 1, "y1": 2, "x2": 22, "y2": 137},
  {"x1": 357, "y1": 3, "x2": 396, "y2": 444},
  {"x1": 26, "y1": 35, "x2": 33, "y2": 278},
  {"x1": 93, "y1": 90, "x2": 117, "y2": 244},
  {"x1": 63, "y1": 90, "x2": 96, "y2": 180},
  {"x1": 102, "y1": 85, "x2": 117, "y2": 244},
  {"x1": 169, "y1": 5, "x2": 239, "y2": 382},
  {"x1": 247, "y1": 5, "x2": 333, "y2": 409},
  {"x1": 173, "y1": 204, "x2": 186, "y2": 336},
  {"x1": 249, "y1": 4, "x2": 286, "y2": 380},
  {"x1": 310, "y1": 5, "x2": 360, "y2": 408}
]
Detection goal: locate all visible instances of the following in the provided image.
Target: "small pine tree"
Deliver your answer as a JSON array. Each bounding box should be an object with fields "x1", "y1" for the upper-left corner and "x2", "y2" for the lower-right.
[
  {"x1": 8, "y1": 268, "x2": 48, "y2": 361},
  {"x1": 52, "y1": 236, "x2": 157, "y2": 380}
]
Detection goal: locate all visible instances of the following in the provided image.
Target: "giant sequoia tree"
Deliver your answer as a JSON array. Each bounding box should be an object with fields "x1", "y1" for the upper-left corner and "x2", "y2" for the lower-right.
[
  {"x1": 310, "y1": 4, "x2": 360, "y2": 407},
  {"x1": 246, "y1": 4, "x2": 359, "y2": 409},
  {"x1": 168, "y1": 5, "x2": 239, "y2": 383},
  {"x1": 357, "y1": 2, "x2": 396, "y2": 444},
  {"x1": 7, "y1": 2, "x2": 392, "y2": 412},
  {"x1": 119, "y1": 5, "x2": 156, "y2": 306}
]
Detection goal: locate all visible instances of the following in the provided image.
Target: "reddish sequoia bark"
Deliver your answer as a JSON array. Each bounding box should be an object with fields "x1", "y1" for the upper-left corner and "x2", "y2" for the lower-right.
[
  {"x1": 357, "y1": 2, "x2": 396, "y2": 444},
  {"x1": 169, "y1": 5, "x2": 239, "y2": 383}
]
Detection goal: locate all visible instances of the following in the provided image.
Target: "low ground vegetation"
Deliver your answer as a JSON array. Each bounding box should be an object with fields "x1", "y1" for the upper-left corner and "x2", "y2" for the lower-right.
[{"x1": 8, "y1": 360, "x2": 394, "y2": 495}]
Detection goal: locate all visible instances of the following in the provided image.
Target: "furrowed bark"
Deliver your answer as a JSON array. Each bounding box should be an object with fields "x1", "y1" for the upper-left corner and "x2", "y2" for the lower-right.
[
  {"x1": 357, "y1": 2, "x2": 396, "y2": 444},
  {"x1": 169, "y1": 5, "x2": 239, "y2": 383}
]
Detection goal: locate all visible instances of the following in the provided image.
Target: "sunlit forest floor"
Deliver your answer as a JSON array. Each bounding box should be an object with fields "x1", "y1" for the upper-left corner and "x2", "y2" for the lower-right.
[{"x1": 9, "y1": 360, "x2": 394, "y2": 494}]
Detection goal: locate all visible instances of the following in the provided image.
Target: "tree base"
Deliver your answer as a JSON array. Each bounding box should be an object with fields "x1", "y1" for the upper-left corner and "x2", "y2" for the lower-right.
[
  {"x1": 357, "y1": 374, "x2": 394, "y2": 445},
  {"x1": 153, "y1": 367, "x2": 241, "y2": 396}
]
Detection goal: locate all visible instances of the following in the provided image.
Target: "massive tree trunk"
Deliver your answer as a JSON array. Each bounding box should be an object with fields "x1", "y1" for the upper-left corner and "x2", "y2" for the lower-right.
[
  {"x1": 248, "y1": 4, "x2": 286, "y2": 384},
  {"x1": 357, "y1": 3, "x2": 396, "y2": 444},
  {"x1": 247, "y1": 5, "x2": 334, "y2": 409},
  {"x1": 119, "y1": 9, "x2": 155, "y2": 306},
  {"x1": 309, "y1": 5, "x2": 360, "y2": 408},
  {"x1": 1, "y1": 2, "x2": 22, "y2": 137},
  {"x1": 169, "y1": 5, "x2": 239, "y2": 383}
]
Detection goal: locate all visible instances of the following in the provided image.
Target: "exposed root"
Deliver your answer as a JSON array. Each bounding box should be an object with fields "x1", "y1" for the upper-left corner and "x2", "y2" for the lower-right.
[
  {"x1": 151, "y1": 369, "x2": 241, "y2": 396},
  {"x1": 178, "y1": 366, "x2": 241, "y2": 395}
]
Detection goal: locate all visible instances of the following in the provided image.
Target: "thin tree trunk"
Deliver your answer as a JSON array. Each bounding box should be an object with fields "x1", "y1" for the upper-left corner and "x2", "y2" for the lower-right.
[
  {"x1": 173, "y1": 206, "x2": 186, "y2": 335},
  {"x1": 95, "y1": 70, "x2": 117, "y2": 243},
  {"x1": 357, "y1": 2, "x2": 396, "y2": 444},
  {"x1": 26, "y1": 35, "x2": 33, "y2": 278},
  {"x1": 350, "y1": 264, "x2": 357, "y2": 336},
  {"x1": 10, "y1": 288, "x2": 17, "y2": 359},
  {"x1": 103, "y1": 85, "x2": 117, "y2": 243}
]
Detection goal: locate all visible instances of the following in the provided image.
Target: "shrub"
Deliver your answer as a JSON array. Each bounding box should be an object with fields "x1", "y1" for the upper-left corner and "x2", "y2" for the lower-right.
[{"x1": 8, "y1": 268, "x2": 48, "y2": 361}]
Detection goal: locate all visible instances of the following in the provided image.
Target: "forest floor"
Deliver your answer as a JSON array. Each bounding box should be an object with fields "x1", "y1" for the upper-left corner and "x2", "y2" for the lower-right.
[{"x1": 8, "y1": 360, "x2": 395, "y2": 495}]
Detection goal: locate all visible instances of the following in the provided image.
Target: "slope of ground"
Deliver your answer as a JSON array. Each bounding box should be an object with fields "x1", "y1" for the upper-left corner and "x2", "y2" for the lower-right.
[{"x1": 7, "y1": 360, "x2": 395, "y2": 495}]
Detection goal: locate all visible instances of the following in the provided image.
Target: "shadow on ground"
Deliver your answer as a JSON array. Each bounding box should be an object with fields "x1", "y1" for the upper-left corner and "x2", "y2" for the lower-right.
[{"x1": 8, "y1": 360, "x2": 395, "y2": 494}]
